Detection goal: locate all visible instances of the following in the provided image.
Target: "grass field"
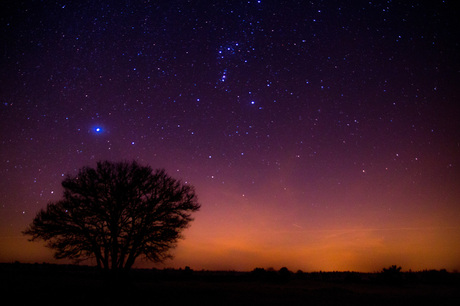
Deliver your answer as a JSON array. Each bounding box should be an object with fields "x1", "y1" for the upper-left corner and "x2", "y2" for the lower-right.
[{"x1": 1, "y1": 263, "x2": 459, "y2": 305}]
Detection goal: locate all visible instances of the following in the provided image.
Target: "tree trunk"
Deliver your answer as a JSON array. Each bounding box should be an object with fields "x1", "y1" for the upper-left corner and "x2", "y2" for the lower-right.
[{"x1": 124, "y1": 252, "x2": 137, "y2": 271}]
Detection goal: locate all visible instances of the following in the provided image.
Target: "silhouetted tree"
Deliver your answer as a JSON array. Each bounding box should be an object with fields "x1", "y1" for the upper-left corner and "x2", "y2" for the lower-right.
[
  {"x1": 24, "y1": 161, "x2": 200, "y2": 272},
  {"x1": 381, "y1": 265, "x2": 403, "y2": 284},
  {"x1": 382, "y1": 265, "x2": 402, "y2": 274},
  {"x1": 278, "y1": 267, "x2": 291, "y2": 282}
]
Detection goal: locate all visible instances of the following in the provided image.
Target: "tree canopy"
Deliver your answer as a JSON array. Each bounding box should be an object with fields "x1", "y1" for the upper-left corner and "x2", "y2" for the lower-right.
[{"x1": 24, "y1": 161, "x2": 200, "y2": 271}]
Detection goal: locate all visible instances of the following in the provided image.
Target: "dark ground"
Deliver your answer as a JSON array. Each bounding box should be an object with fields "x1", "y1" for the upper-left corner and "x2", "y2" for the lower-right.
[{"x1": 1, "y1": 263, "x2": 459, "y2": 306}]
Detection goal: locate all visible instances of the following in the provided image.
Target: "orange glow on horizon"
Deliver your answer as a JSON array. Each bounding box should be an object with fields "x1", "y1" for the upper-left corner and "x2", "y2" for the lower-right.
[
  {"x1": 168, "y1": 220, "x2": 460, "y2": 272},
  {"x1": 3, "y1": 158, "x2": 460, "y2": 273}
]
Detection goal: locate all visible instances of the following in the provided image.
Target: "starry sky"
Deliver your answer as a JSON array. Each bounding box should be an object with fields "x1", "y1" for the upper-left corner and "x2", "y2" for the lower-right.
[{"x1": 1, "y1": 0, "x2": 459, "y2": 272}]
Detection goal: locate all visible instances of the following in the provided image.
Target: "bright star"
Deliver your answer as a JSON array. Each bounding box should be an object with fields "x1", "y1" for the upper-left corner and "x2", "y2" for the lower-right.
[{"x1": 92, "y1": 126, "x2": 104, "y2": 134}]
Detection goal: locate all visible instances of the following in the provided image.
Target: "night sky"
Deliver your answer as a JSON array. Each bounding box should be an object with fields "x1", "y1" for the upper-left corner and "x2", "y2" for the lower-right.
[{"x1": 1, "y1": 1, "x2": 459, "y2": 272}]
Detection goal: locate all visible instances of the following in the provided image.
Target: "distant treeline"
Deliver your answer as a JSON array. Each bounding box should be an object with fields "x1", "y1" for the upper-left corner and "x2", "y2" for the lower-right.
[{"x1": 2, "y1": 262, "x2": 459, "y2": 285}]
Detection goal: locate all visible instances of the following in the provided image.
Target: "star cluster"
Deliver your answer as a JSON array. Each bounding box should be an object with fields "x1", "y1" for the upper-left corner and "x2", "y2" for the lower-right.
[{"x1": 1, "y1": 1, "x2": 459, "y2": 271}]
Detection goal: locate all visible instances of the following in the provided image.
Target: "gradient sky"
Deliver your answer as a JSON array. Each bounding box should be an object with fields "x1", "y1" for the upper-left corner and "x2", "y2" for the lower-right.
[{"x1": 1, "y1": 1, "x2": 459, "y2": 272}]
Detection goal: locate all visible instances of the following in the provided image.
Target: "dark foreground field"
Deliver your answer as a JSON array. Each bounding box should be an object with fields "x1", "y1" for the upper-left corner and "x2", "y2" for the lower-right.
[{"x1": 1, "y1": 263, "x2": 459, "y2": 306}]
